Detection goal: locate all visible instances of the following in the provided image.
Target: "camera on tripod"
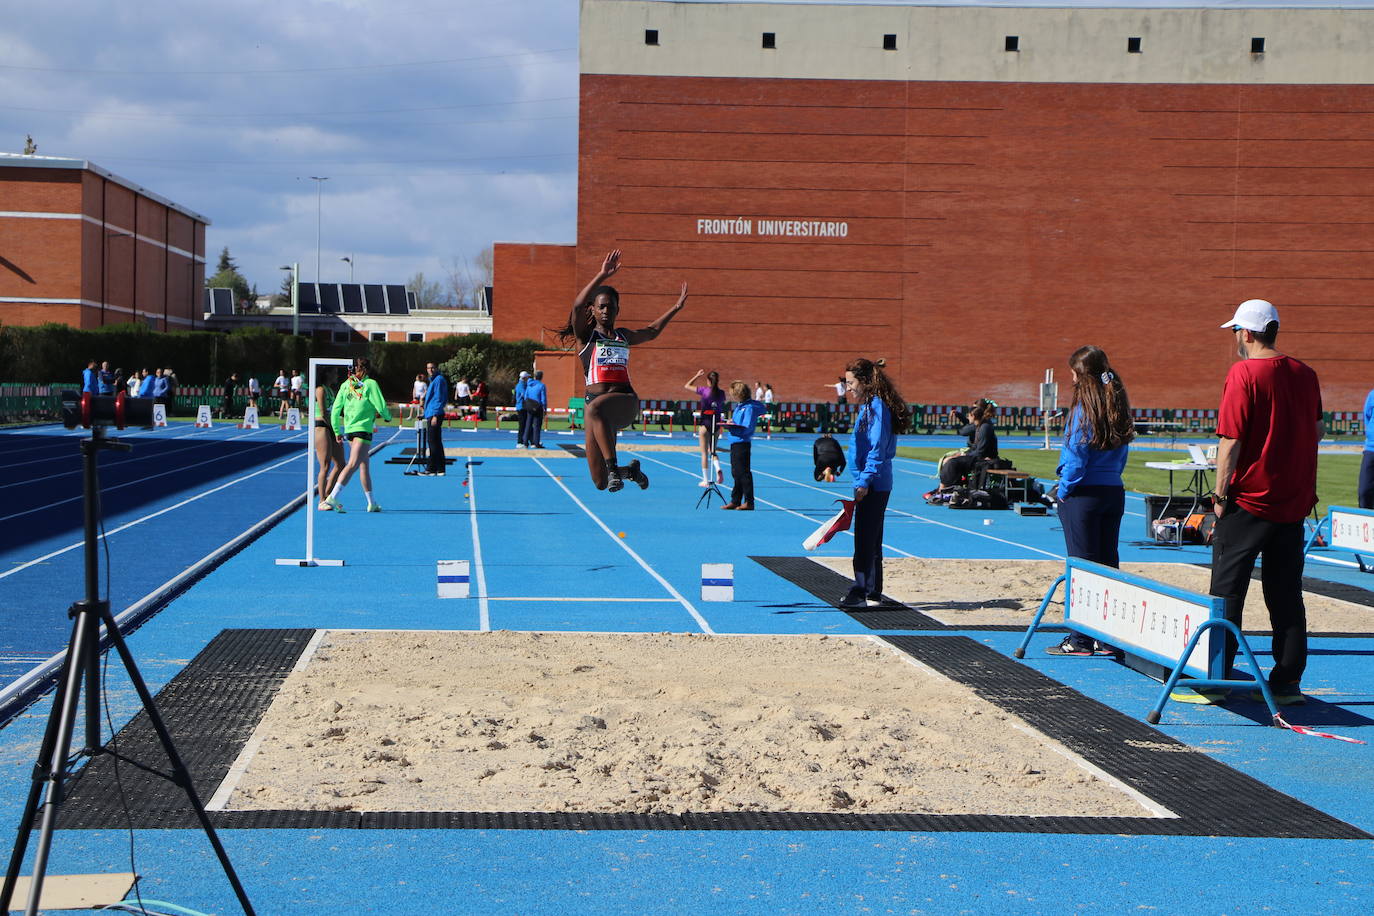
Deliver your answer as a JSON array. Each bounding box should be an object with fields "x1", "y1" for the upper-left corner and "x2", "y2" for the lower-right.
[{"x1": 61, "y1": 390, "x2": 153, "y2": 429}]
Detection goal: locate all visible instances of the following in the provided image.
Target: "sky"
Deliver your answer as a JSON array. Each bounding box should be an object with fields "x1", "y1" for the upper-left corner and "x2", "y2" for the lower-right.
[{"x1": 5, "y1": 0, "x2": 1369, "y2": 301}]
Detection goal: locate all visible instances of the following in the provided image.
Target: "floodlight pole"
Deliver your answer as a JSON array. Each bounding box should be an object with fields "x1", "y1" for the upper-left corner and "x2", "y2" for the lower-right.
[{"x1": 308, "y1": 176, "x2": 328, "y2": 281}]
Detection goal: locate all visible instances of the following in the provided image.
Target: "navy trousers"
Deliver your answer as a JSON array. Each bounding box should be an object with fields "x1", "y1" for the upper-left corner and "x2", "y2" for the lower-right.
[
  {"x1": 851, "y1": 489, "x2": 891, "y2": 599},
  {"x1": 1359, "y1": 450, "x2": 1374, "y2": 509},
  {"x1": 1056, "y1": 484, "x2": 1125, "y2": 568}
]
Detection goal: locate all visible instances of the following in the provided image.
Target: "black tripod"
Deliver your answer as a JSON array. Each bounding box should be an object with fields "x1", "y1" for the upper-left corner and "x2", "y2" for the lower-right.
[{"x1": 0, "y1": 427, "x2": 255, "y2": 915}]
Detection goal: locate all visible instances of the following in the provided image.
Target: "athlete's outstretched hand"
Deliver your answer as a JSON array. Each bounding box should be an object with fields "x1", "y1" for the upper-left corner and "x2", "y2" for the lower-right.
[
  {"x1": 601, "y1": 250, "x2": 622, "y2": 278},
  {"x1": 674, "y1": 281, "x2": 688, "y2": 310}
]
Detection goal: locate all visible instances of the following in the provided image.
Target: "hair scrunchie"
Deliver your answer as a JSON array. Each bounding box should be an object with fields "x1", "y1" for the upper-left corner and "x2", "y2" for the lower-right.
[{"x1": 1100, "y1": 371, "x2": 1115, "y2": 385}]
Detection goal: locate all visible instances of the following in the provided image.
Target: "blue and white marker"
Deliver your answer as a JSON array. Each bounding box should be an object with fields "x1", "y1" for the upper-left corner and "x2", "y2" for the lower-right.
[
  {"x1": 437, "y1": 560, "x2": 470, "y2": 599},
  {"x1": 701, "y1": 563, "x2": 733, "y2": 602}
]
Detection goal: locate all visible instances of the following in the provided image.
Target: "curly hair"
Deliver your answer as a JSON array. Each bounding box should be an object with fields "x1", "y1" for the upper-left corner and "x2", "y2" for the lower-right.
[
  {"x1": 845, "y1": 357, "x2": 911, "y2": 434},
  {"x1": 552, "y1": 285, "x2": 620, "y2": 345},
  {"x1": 1067, "y1": 345, "x2": 1134, "y2": 451}
]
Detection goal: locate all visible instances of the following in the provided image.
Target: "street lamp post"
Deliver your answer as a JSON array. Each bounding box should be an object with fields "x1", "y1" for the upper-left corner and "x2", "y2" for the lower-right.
[
  {"x1": 307, "y1": 176, "x2": 328, "y2": 281},
  {"x1": 341, "y1": 255, "x2": 353, "y2": 283},
  {"x1": 279, "y1": 262, "x2": 299, "y2": 336}
]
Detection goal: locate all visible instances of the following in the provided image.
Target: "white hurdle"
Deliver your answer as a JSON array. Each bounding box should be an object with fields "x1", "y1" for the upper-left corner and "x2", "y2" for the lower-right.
[{"x1": 275, "y1": 357, "x2": 353, "y2": 568}]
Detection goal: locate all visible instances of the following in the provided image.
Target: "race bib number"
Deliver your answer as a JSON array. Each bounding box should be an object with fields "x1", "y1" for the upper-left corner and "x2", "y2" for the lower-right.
[{"x1": 589, "y1": 339, "x2": 630, "y2": 385}]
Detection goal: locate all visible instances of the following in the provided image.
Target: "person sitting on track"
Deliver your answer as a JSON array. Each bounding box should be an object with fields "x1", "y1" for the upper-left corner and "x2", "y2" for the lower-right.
[
  {"x1": 684, "y1": 369, "x2": 726, "y2": 488},
  {"x1": 555, "y1": 249, "x2": 688, "y2": 492},
  {"x1": 324, "y1": 357, "x2": 392, "y2": 513}
]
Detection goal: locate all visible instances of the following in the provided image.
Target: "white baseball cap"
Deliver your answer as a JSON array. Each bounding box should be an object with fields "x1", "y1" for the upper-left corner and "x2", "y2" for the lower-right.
[
  {"x1": 1220, "y1": 298, "x2": 1279, "y2": 332},
  {"x1": 519, "y1": 370, "x2": 530, "y2": 378}
]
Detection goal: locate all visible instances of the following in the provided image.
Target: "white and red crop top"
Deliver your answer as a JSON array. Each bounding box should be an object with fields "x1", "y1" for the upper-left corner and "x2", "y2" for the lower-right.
[{"x1": 580, "y1": 328, "x2": 632, "y2": 386}]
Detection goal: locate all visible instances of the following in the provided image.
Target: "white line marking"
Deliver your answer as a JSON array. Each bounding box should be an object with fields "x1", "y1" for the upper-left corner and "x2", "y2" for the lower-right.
[
  {"x1": 0, "y1": 433, "x2": 305, "y2": 524},
  {"x1": 532, "y1": 457, "x2": 714, "y2": 634},
  {"x1": 627, "y1": 451, "x2": 921, "y2": 558},
  {"x1": 466, "y1": 455, "x2": 491, "y2": 632},
  {"x1": 485, "y1": 596, "x2": 679, "y2": 602},
  {"x1": 0, "y1": 451, "x2": 305, "y2": 581}
]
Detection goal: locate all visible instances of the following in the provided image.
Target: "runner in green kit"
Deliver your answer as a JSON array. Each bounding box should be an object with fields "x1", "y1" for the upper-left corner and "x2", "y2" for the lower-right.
[{"x1": 324, "y1": 357, "x2": 392, "y2": 513}]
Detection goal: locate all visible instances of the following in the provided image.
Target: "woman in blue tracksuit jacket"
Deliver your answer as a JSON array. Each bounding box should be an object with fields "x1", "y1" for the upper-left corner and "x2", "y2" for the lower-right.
[
  {"x1": 1049, "y1": 345, "x2": 1135, "y2": 655},
  {"x1": 841, "y1": 357, "x2": 912, "y2": 609}
]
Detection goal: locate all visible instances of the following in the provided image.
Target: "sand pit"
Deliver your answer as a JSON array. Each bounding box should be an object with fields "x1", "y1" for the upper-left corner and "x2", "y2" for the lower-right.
[
  {"x1": 811, "y1": 557, "x2": 1374, "y2": 632},
  {"x1": 224, "y1": 631, "x2": 1151, "y2": 817}
]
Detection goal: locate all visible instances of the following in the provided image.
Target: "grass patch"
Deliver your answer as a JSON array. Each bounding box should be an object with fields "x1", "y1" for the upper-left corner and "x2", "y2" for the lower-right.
[{"x1": 895, "y1": 446, "x2": 1359, "y2": 517}]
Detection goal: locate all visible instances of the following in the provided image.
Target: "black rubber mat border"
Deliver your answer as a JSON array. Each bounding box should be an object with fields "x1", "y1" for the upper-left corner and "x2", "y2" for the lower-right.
[{"x1": 49, "y1": 629, "x2": 1369, "y2": 838}]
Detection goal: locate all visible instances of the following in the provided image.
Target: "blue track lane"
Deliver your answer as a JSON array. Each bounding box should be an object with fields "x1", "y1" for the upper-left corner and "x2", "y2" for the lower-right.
[{"x1": 1, "y1": 427, "x2": 1372, "y2": 914}]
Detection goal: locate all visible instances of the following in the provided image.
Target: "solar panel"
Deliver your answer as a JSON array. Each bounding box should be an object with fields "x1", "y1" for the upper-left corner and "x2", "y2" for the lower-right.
[
  {"x1": 297, "y1": 283, "x2": 321, "y2": 314},
  {"x1": 363, "y1": 284, "x2": 387, "y2": 314},
  {"x1": 210, "y1": 288, "x2": 235, "y2": 315},
  {"x1": 202, "y1": 288, "x2": 212, "y2": 314},
  {"x1": 341, "y1": 284, "x2": 364, "y2": 314},
  {"x1": 318, "y1": 284, "x2": 341, "y2": 313},
  {"x1": 406, "y1": 291, "x2": 417, "y2": 313},
  {"x1": 384, "y1": 285, "x2": 409, "y2": 315}
]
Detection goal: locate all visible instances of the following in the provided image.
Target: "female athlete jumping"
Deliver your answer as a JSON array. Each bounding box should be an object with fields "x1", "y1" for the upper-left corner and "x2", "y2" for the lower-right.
[{"x1": 557, "y1": 250, "x2": 688, "y2": 491}]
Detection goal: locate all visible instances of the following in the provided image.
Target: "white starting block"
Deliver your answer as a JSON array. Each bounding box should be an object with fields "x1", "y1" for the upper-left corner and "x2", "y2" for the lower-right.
[
  {"x1": 238, "y1": 405, "x2": 260, "y2": 429},
  {"x1": 151, "y1": 403, "x2": 167, "y2": 428},
  {"x1": 701, "y1": 563, "x2": 733, "y2": 601},
  {"x1": 1015, "y1": 558, "x2": 1285, "y2": 725},
  {"x1": 195, "y1": 404, "x2": 213, "y2": 428},
  {"x1": 283, "y1": 407, "x2": 302, "y2": 431},
  {"x1": 437, "y1": 560, "x2": 471, "y2": 598},
  {"x1": 1305, "y1": 505, "x2": 1374, "y2": 574}
]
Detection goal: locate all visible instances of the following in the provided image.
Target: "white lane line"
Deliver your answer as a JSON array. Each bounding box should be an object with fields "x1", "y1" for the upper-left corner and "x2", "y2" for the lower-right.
[
  {"x1": 0, "y1": 433, "x2": 306, "y2": 524},
  {"x1": 532, "y1": 457, "x2": 714, "y2": 634},
  {"x1": 206, "y1": 628, "x2": 328, "y2": 811},
  {"x1": 626, "y1": 450, "x2": 921, "y2": 559},
  {"x1": 486, "y1": 597, "x2": 678, "y2": 603},
  {"x1": 0, "y1": 451, "x2": 305, "y2": 581},
  {"x1": 466, "y1": 455, "x2": 491, "y2": 632}
]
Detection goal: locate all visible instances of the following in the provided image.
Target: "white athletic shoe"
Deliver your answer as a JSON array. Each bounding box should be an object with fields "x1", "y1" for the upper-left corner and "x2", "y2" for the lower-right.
[
  {"x1": 325, "y1": 496, "x2": 345, "y2": 514},
  {"x1": 317, "y1": 500, "x2": 332, "y2": 511},
  {"x1": 699, "y1": 479, "x2": 711, "y2": 488},
  {"x1": 366, "y1": 503, "x2": 381, "y2": 513}
]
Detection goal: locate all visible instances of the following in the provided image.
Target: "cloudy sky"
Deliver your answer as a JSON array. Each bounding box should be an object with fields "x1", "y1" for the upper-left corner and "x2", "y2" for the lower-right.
[{"x1": 4, "y1": 0, "x2": 1363, "y2": 300}]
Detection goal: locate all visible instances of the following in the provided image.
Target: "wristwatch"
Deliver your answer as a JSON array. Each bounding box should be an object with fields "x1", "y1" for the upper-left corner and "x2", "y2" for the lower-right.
[{"x1": 1214, "y1": 493, "x2": 1229, "y2": 506}]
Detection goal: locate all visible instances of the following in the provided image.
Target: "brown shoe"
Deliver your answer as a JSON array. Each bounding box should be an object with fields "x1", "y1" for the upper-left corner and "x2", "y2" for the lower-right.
[
  {"x1": 737, "y1": 504, "x2": 754, "y2": 511},
  {"x1": 721, "y1": 503, "x2": 739, "y2": 510}
]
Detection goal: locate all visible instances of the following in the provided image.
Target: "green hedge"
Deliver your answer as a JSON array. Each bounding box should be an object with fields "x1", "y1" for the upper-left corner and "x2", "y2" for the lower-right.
[{"x1": 0, "y1": 323, "x2": 540, "y2": 400}]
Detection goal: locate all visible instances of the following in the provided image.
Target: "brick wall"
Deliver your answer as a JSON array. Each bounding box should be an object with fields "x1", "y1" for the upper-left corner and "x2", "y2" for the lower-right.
[{"x1": 493, "y1": 74, "x2": 1374, "y2": 408}]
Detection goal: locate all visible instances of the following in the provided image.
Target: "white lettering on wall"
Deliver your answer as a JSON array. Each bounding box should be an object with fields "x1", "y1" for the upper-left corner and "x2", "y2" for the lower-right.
[{"x1": 694, "y1": 218, "x2": 849, "y2": 238}]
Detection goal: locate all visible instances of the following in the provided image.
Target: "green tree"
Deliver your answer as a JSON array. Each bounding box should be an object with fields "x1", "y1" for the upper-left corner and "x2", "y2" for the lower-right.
[
  {"x1": 271, "y1": 272, "x2": 293, "y2": 309},
  {"x1": 206, "y1": 246, "x2": 252, "y2": 311}
]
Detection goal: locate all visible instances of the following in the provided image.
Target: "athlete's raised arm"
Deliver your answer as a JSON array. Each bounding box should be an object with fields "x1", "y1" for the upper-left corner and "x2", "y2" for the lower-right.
[
  {"x1": 568, "y1": 250, "x2": 621, "y2": 342},
  {"x1": 624, "y1": 281, "x2": 688, "y2": 346}
]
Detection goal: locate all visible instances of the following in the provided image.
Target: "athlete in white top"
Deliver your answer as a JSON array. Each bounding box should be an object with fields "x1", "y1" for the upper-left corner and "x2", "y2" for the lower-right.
[{"x1": 557, "y1": 249, "x2": 688, "y2": 492}]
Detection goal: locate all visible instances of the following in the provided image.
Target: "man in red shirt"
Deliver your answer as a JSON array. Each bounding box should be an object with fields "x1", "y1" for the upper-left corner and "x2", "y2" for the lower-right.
[{"x1": 1179, "y1": 299, "x2": 1323, "y2": 707}]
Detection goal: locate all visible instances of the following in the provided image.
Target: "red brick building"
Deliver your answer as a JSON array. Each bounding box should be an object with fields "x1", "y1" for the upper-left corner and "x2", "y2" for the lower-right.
[
  {"x1": 494, "y1": 1, "x2": 1374, "y2": 408},
  {"x1": 1, "y1": 153, "x2": 209, "y2": 332}
]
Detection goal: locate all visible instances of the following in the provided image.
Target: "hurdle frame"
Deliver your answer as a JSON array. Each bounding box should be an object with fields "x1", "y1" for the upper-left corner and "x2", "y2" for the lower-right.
[
  {"x1": 1015, "y1": 558, "x2": 1280, "y2": 724},
  {"x1": 274, "y1": 357, "x2": 353, "y2": 568},
  {"x1": 1303, "y1": 504, "x2": 1373, "y2": 574}
]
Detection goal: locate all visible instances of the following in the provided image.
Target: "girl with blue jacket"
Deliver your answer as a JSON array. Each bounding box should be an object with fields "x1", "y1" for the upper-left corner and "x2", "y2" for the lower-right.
[
  {"x1": 1049, "y1": 345, "x2": 1134, "y2": 655},
  {"x1": 841, "y1": 358, "x2": 912, "y2": 609}
]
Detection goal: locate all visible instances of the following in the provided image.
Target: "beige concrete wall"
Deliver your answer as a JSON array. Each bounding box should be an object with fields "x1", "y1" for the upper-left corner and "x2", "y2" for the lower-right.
[{"x1": 582, "y1": 1, "x2": 1374, "y2": 84}]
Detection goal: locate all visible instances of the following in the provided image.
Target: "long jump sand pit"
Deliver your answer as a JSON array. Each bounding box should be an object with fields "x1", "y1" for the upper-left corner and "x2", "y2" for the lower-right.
[
  {"x1": 224, "y1": 631, "x2": 1150, "y2": 817},
  {"x1": 811, "y1": 557, "x2": 1374, "y2": 632}
]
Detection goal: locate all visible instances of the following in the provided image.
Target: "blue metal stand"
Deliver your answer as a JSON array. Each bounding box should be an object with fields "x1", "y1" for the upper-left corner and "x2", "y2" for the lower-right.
[
  {"x1": 1146, "y1": 618, "x2": 1278, "y2": 725},
  {"x1": 1012, "y1": 573, "x2": 1066, "y2": 659}
]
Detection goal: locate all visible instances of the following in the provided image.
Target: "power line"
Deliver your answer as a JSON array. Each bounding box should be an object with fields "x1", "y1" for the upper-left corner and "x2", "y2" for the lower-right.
[{"x1": 0, "y1": 95, "x2": 577, "y2": 120}]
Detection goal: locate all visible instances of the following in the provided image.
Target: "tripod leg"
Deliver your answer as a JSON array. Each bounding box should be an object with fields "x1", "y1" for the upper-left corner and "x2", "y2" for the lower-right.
[
  {"x1": 100, "y1": 611, "x2": 257, "y2": 916},
  {"x1": 1, "y1": 607, "x2": 96, "y2": 915}
]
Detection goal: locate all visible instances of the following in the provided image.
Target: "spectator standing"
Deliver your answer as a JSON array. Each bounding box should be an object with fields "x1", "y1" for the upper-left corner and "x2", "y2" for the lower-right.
[
  {"x1": 1174, "y1": 299, "x2": 1322, "y2": 707},
  {"x1": 514, "y1": 371, "x2": 531, "y2": 447},
  {"x1": 405, "y1": 373, "x2": 427, "y2": 423},
  {"x1": 221, "y1": 372, "x2": 240, "y2": 419},
  {"x1": 521, "y1": 370, "x2": 548, "y2": 449},
  {"x1": 163, "y1": 367, "x2": 178, "y2": 409},
  {"x1": 455, "y1": 377, "x2": 472, "y2": 408},
  {"x1": 1360, "y1": 384, "x2": 1374, "y2": 509},
  {"x1": 82, "y1": 359, "x2": 98, "y2": 395},
  {"x1": 290, "y1": 369, "x2": 304, "y2": 409},
  {"x1": 1047, "y1": 346, "x2": 1134, "y2": 656},
  {"x1": 246, "y1": 375, "x2": 262, "y2": 408},
  {"x1": 314, "y1": 369, "x2": 345, "y2": 510},
  {"x1": 840, "y1": 358, "x2": 911, "y2": 608},
  {"x1": 474, "y1": 378, "x2": 489, "y2": 421},
  {"x1": 137, "y1": 369, "x2": 155, "y2": 398},
  {"x1": 685, "y1": 369, "x2": 726, "y2": 487},
  {"x1": 720, "y1": 380, "x2": 768, "y2": 510},
  {"x1": 753, "y1": 381, "x2": 765, "y2": 401},
  {"x1": 97, "y1": 361, "x2": 115, "y2": 396},
  {"x1": 272, "y1": 369, "x2": 288, "y2": 418},
  {"x1": 417, "y1": 361, "x2": 449, "y2": 476},
  {"x1": 152, "y1": 368, "x2": 169, "y2": 404},
  {"x1": 126, "y1": 371, "x2": 140, "y2": 398}
]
